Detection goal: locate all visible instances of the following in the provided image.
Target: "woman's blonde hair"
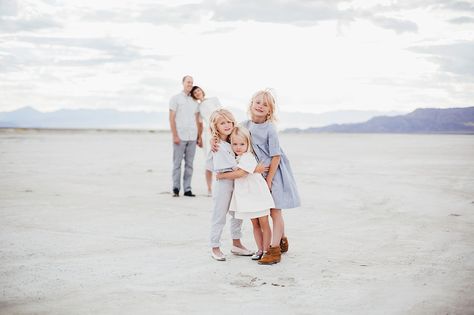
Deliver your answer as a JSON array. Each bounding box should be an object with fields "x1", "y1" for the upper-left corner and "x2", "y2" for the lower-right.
[
  {"x1": 230, "y1": 125, "x2": 254, "y2": 154},
  {"x1": 248, "y1": 89, "x2": 277, "y2": 122},
  {"x1": 209, "y1": 109, "x2": 236, "y2": 140}
]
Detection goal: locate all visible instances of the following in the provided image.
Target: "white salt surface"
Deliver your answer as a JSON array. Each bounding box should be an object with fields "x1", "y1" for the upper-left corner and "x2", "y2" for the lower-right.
[{"x1": 1, "y1": 130, "x2": 473, "y2": 314}]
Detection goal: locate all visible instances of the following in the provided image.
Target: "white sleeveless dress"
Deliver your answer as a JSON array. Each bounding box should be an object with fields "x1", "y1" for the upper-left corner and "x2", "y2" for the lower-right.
[{"x1": 229, "y1": 152, "x2": 274, "y2": 220}]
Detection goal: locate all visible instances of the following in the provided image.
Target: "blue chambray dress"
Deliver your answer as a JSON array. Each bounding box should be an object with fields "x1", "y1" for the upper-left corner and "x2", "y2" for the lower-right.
[{"x1": 242, "y1": 120, "x2": 301, "y2": 209}]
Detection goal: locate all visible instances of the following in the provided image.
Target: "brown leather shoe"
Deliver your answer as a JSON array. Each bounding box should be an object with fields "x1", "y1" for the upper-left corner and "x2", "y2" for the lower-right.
[
  {"x1": 258, "y1": 245, "x2": 281, "y2": 265},
  {"x1": 280, "y1": 236, "x2": 289, "y2": 253}
]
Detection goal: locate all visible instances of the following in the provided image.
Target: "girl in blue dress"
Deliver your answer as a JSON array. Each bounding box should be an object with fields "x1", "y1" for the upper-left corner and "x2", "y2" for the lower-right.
[{"x1": 242, "y1": 89, "x2": 301, "y2": 264}]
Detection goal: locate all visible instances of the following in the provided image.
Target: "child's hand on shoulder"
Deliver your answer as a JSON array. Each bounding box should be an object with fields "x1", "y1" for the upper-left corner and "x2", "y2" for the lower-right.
[
  {"x1": 210, "y1": 136, "x2": 220, "y2": 152},
  {"x1": 254, "y1": 162, "x2": 269, "y2": 174}
]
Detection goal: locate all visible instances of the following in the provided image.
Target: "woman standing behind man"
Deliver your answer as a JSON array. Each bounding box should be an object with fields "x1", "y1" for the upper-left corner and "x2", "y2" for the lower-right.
[{"x1": 191, "y1": 86, "x2": 221, "y2": 196}]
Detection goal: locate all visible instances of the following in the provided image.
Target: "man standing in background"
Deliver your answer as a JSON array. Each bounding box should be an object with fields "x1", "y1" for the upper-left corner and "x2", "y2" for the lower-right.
[{"x1": 169, "y1": 75, "x2": 203, "y2": 197}]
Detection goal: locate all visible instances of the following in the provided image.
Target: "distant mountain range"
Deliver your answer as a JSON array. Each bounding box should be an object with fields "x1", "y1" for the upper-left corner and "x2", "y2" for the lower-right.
[
  {"x1": 0, "y1": 107, "x2": 404, "y2": 130},
  {"x1": 3, "y1": 106, "x2": 472, "y2": 133},
  {"x1": 287, "y1": 107, "x2": 474, "y2": 134}
]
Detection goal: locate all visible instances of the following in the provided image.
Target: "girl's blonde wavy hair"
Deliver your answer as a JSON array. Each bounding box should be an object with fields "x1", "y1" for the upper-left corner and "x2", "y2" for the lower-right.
[
  {"x1": 248, "y1": 89, "x2": 278, "y2": 122},
  {"x1": 209, "y1": 109, "x2": 236, "y2": 141},
  {"x1": 230, "y1": 125, "x2": 255, "y2": 155}
]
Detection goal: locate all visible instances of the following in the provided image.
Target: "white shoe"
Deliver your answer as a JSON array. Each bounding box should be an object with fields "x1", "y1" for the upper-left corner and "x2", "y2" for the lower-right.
[
  {"x1": 231, "y1": 246, "x2": 254, "y2": 256},
  {"x1": 251, "y1": 250, "x2": 264, "y2": 260},
  {"x1": 211, "y1": 250, "x2": 226, "y2": 261}
]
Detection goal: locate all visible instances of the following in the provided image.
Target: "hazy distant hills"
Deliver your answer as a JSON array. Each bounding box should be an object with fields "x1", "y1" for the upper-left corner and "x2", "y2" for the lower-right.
[
  {"x1": 1, "y1": 106, "x2": 472, "y2": 133},
  {"x1": 296, "y1": 107, "x2": 474, "y2": 134},
  {"x1": 0, "y1": 107, "x2": 166, "y2": 129},
  {"x1": 0, "y1": 106, "x2": 404, "y2": 130}
]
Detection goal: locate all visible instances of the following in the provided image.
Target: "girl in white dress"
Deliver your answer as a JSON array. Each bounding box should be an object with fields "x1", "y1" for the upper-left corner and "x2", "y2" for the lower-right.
[
  {"x1": 207, "y1": 109, "x2": 258, "y2": 261},
  {"x1": 216, "y1": 126, "x2": 274, "y2": 261},
  {"x1": 191, "y1": 86, "x2": 222, "y2": 196}
]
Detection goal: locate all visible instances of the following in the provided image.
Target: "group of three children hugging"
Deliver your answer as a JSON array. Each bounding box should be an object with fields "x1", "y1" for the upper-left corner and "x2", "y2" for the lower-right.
[{"x1": 206, "y1": 89, "x2": 300, "y2": 265}]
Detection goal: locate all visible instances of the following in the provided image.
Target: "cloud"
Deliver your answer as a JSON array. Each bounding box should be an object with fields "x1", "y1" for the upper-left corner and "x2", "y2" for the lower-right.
[
  {"x1": 80, "y1": 3, "x2": 210, "y2": 26},
  {"x1": 1, "y1": 35, "x2": 169, "y2": 69},
  {"x1": 441, "y1": 1, "x2": 474, "y2": 12},
  {"x1": 366, "y1": 0, "x2": 474, "y2": 13},
  {"x1": 0, "y1": 0, "x2": 61, "y2": 33},
  {"x1": 80, "y1": 9, "x2": 133, "y2": 23},
  {"x1": 369, "y1": 15, "x2": 418, "y2": 33},
  {"x1": 0, "y1": 0, "x2": 18, "y2": 16},
  {"x1": 448, "y1": 16, "x2": 474, "y2": 23},
  {"x1": 139, "y1": 76, "x2": 176, "y2": 88},
  {"x1": 0, "y1": 15, "x2": 60, "y2": 32},
  {"x1": 138, "y1": 3, "x2": 208, "y2": 25},
  {"x1": 210, "y1": 0, "x2": 349, "y2": 25},
  {"x1": 4, "y1": 0, "x2": 421, "y2": 36},
  {"x1": 0, "y1": 54, "x2": 20, "y2": 72},
  {"x1": 1, "y1": 0, "x2": 472, "y2": 113},
  {"x1": 208, "y1": 0, "x2": 420, "y2": 34},
  {"x1": 410, "y1": 41, "x2": 474, "y2": 77},
  {"x1": 47, "y1": 1, "x2": 365, "y2": 29},
  {"x1": 200, "y1": 26, "x2": 236, "y2": 35}
]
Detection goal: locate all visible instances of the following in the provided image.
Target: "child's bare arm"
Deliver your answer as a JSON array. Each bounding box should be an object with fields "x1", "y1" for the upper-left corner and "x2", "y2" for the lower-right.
[
  {"x1": 216, "y1": 169, "x2": 249, "y2": 180},
  {"x1": 266, "y1": 155, "x2": 281, "y2": 190}
]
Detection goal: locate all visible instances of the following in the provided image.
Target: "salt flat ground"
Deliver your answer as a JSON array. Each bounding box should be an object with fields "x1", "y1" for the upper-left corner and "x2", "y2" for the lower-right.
[{"x1": 1, "y1": 130, "x2": 473, "y2": 315}]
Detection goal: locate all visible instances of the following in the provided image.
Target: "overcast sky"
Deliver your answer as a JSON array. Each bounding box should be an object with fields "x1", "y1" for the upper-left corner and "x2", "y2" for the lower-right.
[{"x1": 1, "y1": 0, "x2": 473, "y2": 114}]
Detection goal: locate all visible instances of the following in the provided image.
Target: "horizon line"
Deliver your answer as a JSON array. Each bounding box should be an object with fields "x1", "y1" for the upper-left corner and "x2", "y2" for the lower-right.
[{"x1": 4, "y1": 105, "x2": 474, "y2": 115}]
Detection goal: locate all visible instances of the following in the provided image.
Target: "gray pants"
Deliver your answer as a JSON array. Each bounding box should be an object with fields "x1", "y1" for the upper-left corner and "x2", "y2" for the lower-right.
[
  {"x1": 210, "y1": 178, "x2": 243, "y2": 247},
  {"x1": 172, "y1": 140, "x2": 197, "y2": 192}
]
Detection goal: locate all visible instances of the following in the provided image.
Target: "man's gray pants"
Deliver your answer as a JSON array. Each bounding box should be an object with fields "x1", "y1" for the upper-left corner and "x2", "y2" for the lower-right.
[{"x1": 172, "y1": 140, "x2": 196, "y2": 192}]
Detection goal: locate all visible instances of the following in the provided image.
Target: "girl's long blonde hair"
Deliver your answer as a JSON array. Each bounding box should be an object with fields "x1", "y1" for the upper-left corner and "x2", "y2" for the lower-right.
[
  {"x1": 231, "y1": 125, "x2": 255, "y2": 155},
  {"x1": 248, "y1": 89, "x2": 278, "y2": 122},
  {"x1": 209, "y1": 109, "x2": 236, "y2": 141}
]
